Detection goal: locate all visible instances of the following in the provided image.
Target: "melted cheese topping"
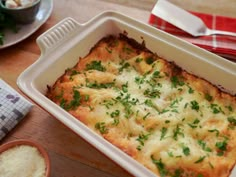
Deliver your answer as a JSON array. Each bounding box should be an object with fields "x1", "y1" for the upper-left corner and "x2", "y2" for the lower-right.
[{"x1": 47, "y1": 34, "x2": 236, "y2": 177}]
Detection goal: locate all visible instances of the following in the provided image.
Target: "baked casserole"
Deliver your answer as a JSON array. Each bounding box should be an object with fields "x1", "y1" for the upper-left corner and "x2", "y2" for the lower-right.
[{"x1": 46, "y1": 33, "x2": 236, "y2": 177}]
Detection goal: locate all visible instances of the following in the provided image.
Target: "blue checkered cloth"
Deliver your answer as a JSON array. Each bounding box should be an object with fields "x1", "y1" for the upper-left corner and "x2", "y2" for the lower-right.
[{"x1": 0, "y1": 79, "x2": 33, "y2": 140}]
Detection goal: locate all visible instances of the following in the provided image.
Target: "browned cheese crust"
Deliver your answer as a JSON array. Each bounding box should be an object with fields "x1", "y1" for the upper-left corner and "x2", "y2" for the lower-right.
[{"x1": 46, "y1": 34, "x2": 236, "y2": 177}]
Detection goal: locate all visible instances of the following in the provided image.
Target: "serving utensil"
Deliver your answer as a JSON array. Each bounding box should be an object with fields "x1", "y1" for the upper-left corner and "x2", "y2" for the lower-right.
[{"x1": 152, "y1": 0, "x2": 236, "y2": 37}]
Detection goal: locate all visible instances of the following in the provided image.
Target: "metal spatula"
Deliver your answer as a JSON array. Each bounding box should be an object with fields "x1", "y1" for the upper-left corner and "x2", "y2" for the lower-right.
[{"x1": 152, "y1": 0, "x2": 236, "y2": 37}]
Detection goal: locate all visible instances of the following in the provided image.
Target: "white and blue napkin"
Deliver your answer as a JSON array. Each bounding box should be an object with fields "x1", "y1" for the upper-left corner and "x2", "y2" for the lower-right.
[{"x1": 0, "y1": 79, "x2": 33, "y2": 140}]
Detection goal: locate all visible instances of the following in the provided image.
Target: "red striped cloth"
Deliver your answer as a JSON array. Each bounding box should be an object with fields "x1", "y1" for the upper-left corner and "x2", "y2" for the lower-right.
[{"x1": 149, "y1": 11, "x2": 236, "y2": 61}]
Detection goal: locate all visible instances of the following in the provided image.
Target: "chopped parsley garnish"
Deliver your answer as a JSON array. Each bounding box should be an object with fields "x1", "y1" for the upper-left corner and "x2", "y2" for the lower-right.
[
  {"x1": 142, "y1": 112, "x2": 151, "y2": 120},
  {"x1": 112, "y1": 118, "x2": 119, "y2": 126},
  {"x1": 122, "y1": 82, "x2": 128, "y2": 93},
  {"x1": 152, "y1": 71, "x2": 162, "y2": 79},
  {"x1": 101, "y1": 99, "x2": 116, "y2": 109},
  {"x1": 209, "y1": 162, "x2": 214, "y2": 169},
  {"x1": 86, "y1": 79, "x2": 115, "y2": 89},
  {"x1": 144, "y1": 99, "x2": 159, "y2": 112},
  {"x1": 167, "y1": 151, "x2": 174, "y2": 157},
  {"x1": 146, "y1": 57, "x2": 155, "y2": 65},
  {"x1": 210, "y1": 104, "x2": 224, "y2": 114},
  {"x1": 172, "y1": 169, "x2": 184, "y2": 177},
  {"x1": 197, "y1": 140, "x2": 212, "y2": 152},
  {"x1": 193, "y1": 118, "x2": 200, "y2": 124},
  {"x1": 208, "y1": 129, "x2": 219, "y2": 137},
  {"x1": 194, "y1": 156, "x2": 206, "y2": 163},
  {"x1": 151, "y1": 156, "x2": 168, "y2": 177},
  {"x1": 136, "y1": 133, "x2": 150, "y2": 150},
  {"x1": 159, "y1": 109, "x2": 170, "y2": 114},
  {"x1": 182, "y1": 146, "x2": 190, "y2": 156},
  {"x1": 95, "y1": 122, "x2": 108, "y2": 134},
  {"x1": 165, "y1": 120, "x2": 170, "y2": 124},
  {"x1": 188, "y1": 118, "x2": 200, "y2": 129},
  {"x1": 160, "y1": 127, "x2": 168, "y2": 140},
  {"x1": 119, "y1": 62, "x2": 130, "y2": 72},
  {"x1": 135, "y1": 76, "x2": 145, "y2": 85},
  {"x1": 171, "y1": 76, "x2": 185, "y2": 88},
  {"x1": 190, "y1": 100, "x2": 199, "y2": 111},
  {"x1": 110, "y1": 110, "x2": 120, "y2": 118},
  {"x1": 227, "y1": 116, "x2": 236, "y2": 126},
  {"x1": 60, "y1": 98, "x2": 67, "y2": 109},
  {"x1": 115, "y1": 93, "x2": 138, "y2": 118},
  {"x1": 84, "y1": 94, "x2": 90, "y2": 102},
  {"x1": 85, "y1": 60, "x2": 106, "y2": 72},
  {"x1": 69, "y1": 90, "x2": 81, "y2": 109},
  {"x1": 135, "y1": 57, "x2": 143, "y2": 63},
  {"x1": 144, "y1": 88, "x2": 161, "y2": 98},
  {"x1": 68, "y1": 69, "x2": 81, "y2": 80},
  {"x1": 123, "y1": 46, "x2": 133, "y2": 54},
  {"x1": 184, "y1": 103, "x2": 188, "y2": 109},
  {"x1": 60, "y1": 90, "x2": 81, "y2": 110},
  {"x1": 205, "y1": 93, "x2": 213, "y2": 101},
  {"x1": 70, "y1": 69, "x2": 81, "y2": 76},
  {"x1": 215, "y1": 140, "x2": 227, "y2": 155},
  {"x1": 170, "y1": 98, "x2": 180, "y2": 108},
  {"x1": 105, "y1": 47, "x2": 112, "y2": 53},
  {"x1": 188, "y1": 86, "x2": 194, "y2": 94},
  {"x1": 173, "y1": 125, "x2": 184, "y2": 140},
  {"x1": 225, "y1": 105, "x2": 233, "y2": 112}
]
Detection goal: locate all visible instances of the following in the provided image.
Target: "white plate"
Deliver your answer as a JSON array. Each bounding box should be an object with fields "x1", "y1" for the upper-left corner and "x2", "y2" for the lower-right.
[{"x1": 0, "y1": 0, "x2": 53, "y2": 49}]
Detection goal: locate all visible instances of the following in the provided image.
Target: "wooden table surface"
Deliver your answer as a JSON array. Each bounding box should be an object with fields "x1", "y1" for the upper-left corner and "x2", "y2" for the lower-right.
[{"x1": 0, "y1": 0, "x2": 235, "y2": 177}]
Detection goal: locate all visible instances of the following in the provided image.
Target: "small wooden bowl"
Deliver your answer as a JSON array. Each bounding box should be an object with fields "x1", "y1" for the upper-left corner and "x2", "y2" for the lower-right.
[{"x1": 0, "y1": 139, "x2": 50, "y2": 177}]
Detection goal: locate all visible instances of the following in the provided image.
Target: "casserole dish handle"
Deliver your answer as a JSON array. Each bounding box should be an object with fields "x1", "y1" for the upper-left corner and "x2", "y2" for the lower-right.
[{"x1": 36, "y1": 17, "x2": 80, "y2": 56}]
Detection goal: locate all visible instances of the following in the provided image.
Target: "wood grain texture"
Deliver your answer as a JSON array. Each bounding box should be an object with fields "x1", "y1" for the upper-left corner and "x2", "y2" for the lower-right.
[{"x1": 0, "y1": 0, "x2": 235, "y2": 177}]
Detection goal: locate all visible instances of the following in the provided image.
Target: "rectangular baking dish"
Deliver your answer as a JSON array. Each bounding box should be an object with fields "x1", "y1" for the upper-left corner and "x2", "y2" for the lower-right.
[{"x1": 17, "y1": 11, "x2": 236, "y2": 177}]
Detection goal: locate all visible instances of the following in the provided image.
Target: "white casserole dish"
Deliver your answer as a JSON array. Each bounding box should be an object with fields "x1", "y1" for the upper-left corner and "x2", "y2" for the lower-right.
[{"x1": 17, "y1": 11, "x2": 236, "y2": 177}]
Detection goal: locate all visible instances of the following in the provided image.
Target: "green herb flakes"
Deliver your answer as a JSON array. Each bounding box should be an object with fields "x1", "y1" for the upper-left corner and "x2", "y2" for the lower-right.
[
  {"x1": 188, "y1": 118, "x2": 200, "y2": 129},
  {"x1": 227, "y1": 116, "x2": 236, "y2": 126},
  {"x1": 135, "y1": 57, "x2": 143, "y2": 63},
  {"x1": 122, "y1": 82, "x2": 128, "y2": 93},
  {"x1": 205, "y1": 93, "x2": 213, "y2": 101},
  {"x1": 110, "y1": 110, "x2": 120, "y2": 118},
  {"x1": 173, "y1": 125, "x2": 184, "y2": 140},
  {"x1": 60, "y1": 90, "x2": 81, "y2": 110},
  {"x1": 210, "y1": 104, "x2": 223, "y2": 114},
  {"x1": 105, "y1": 47, "x2": 112, "y2": 53},
  {"x1": 144, "y1": 88, "x2": 161, "y2": 98},
  {"x1": 190, "y1": 100, "x2": 199, "y2": 111},
  {"x1": 194, "y1": 156, "x2": 206, "y2": 163},
  {"x1": 85, "y1": 60, "x2": 106, "y2": 72},
  {"x1": 95, "y1": 122, "x2": 108, "y2": 134},
  {"x1": 160, "y1": 127, "x2": 168, "y2": 140},
  {"x1": 151, "y1": 156, "x2": 168, "y2": 177},
  {"x1": 197, "y1": 140, "x2": 212, "y2": 152},
  {"x1": 182, "y1": 146, "x2": 190, "y2": 156},
  {"x1": 171, "y1": 76, "x2": 185, "y2": 88},
  {"x1": 208, "y1": 129, "x2": 219, "y2": 137},
  {"x1": 215, "y1": 140, "x2": 227, "y2": 155},
  {"x1": 119, "y1": 61, "x2": 130, "y2": 72},
  {"x1": 188, "y1": 86, "x2": 194, "y2": 94},
  {"x1": 136, "y1": 133, "x2": 150, "y2": 149},
  {"x1": 146, "y1": 57, "x2": 155, "y2": 65}
]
